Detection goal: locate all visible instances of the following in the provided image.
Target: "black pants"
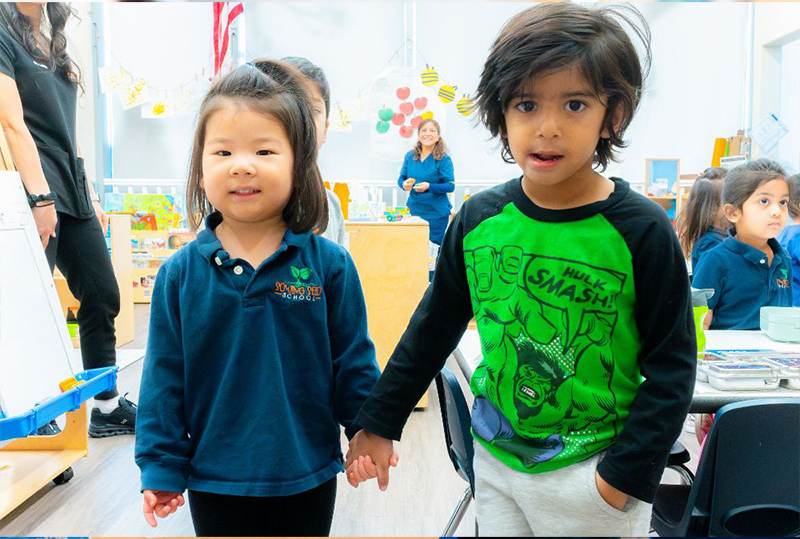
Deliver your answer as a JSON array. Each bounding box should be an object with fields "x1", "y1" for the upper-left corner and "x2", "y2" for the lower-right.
[
  {"x1": 188, "y1": 477, "x2": 337, "y2": 537},
  {"x1": 45, "y1": 212, "x2": 120, "y2": 400}
]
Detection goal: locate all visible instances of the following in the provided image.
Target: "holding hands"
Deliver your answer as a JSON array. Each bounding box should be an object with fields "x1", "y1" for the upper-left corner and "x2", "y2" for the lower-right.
[
  {"x1": 143, "y1": 489, "x2": 185, "y2": 527},
  {"x1": 344, "y1": 429, "x2": 400, "y2": 491}
]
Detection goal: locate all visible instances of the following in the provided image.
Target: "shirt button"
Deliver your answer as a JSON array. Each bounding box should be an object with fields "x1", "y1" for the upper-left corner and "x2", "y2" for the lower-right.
[
  {"x1": 760, "y1": 259, "x2": 766, "y2": 264},
  {"x1": 233, "y1": 266, "x2": 243, "y2": 275},
  {"x1": 215, "y1": 256, "x2": 222, "y2": 266}
]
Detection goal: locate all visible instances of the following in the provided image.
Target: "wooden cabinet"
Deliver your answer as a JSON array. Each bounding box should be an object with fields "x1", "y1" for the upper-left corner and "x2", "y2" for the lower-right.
[{"x1": 346, "y1": 221, "x2": 430, "y2": 407}]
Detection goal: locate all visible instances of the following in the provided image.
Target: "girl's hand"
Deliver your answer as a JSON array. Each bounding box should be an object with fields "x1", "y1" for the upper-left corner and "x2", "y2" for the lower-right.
[
  {"x1": 413, "y1": 182, "x2": 430, "y2": 193},
  {"x1": 32, "y1": 204, "x2": 58, "y2": 249},
  {"x1": 402, "y1": 178, "x2": 416, "y2": 192},
  {"x1": 92, "y1": 200, "x2": 108, "y2": 231},
  {"x1": 143, "y1": 489, "x2": 185, "y2": 528}
]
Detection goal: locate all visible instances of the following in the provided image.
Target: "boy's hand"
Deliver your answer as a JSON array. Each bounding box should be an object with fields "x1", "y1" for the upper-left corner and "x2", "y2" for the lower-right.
[
  {"x1": 143, "y1": 489, "x2": 185, "y2": 527},
  {"x1": 595, "y1": 471, "x2": 628, "y2": 511},
  {"x1": 403, "y1": 178, "x2": 416, "y2": 191},
  {"x1": 344, "y1": 429, "x2": 399, "y2": 491}
]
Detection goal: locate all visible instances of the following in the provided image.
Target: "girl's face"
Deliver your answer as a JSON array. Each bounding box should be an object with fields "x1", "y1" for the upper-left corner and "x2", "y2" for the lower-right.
[
  {"x1": 418, "y1": 122, "x2": 440, "y2": 148},
  {"x1": 725, "y1": 178, "x2": 790, "y2": 241},
  {"x1": 201, "y1": 103, "x2": 294, "y2": 228}
]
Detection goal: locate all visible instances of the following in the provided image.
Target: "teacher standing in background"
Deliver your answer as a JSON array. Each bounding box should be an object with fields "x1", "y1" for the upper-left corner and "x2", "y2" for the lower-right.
[
  {"x1": 397, "y1": 119, "x2": 455, "y2": 249},
  {"x1": 0, "y1": 2, "x2": 135, "y2": 437}
]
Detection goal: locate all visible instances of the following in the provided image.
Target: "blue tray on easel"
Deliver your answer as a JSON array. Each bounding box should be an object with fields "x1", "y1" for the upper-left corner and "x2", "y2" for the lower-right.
[{"x1": 0, "y1": 366, "x2": 118, "y2": 441}]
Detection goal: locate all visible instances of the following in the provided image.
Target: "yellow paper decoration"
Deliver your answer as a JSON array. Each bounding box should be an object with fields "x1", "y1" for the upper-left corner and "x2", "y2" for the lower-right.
[
  {"x1": 457, "y1": 96, "x2": 475, "y2": 116},
  {"x1": 438, "y1": 85, "x2": 456, "y2": 103},
  {"x1": 421, "y1": 67, "x2": 439, "y2": 87}
]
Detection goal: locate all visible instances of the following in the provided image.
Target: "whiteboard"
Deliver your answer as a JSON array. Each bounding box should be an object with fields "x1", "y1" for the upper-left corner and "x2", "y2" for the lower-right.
[{"x1": 0, "y1": 171, "x2": 75, "y2": 418}]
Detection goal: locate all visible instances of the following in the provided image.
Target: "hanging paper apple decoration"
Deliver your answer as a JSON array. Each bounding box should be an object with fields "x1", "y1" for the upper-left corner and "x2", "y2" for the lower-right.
[
  {"x1": 410, "y1": 115, "x2": 422, "y2": 129},
  {"x1": 421, "y1": 111, "x2": 434, "y2": 120},
  {"x1": 392, "y1": 112, "x2": 405, "y2": 126},
  {"x1": 399, "y1": 125, "x2": 414, "y2": 138},
  {"x1": 376, "y1": 120, "x2": 390, "y2": 134},
  {"x1": 414, "y1": 97, "x2": 428, "y2": 110},
  {"x1": 399, "y1": 102, "x2": 414, "y2": 115},
  {"x1": 396, "y1": 87, "x2": 411, "y2": 100},
  {"x1": 378, "y1": 106, "x2": 394, "y2": 122}
]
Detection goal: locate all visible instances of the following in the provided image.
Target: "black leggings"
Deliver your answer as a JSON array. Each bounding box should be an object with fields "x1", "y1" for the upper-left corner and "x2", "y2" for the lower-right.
[
  {"x1": 188, "y1": 477, "x2": 337, "y2": 537},
  {"x1": 45, "y1": 212, "x2": 120, "y2": 400}
]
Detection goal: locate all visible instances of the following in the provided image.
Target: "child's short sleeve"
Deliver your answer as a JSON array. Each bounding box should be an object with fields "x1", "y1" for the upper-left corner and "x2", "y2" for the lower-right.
[{"x1": 692, "y1": 251, "x2": 726, "y2": 311}]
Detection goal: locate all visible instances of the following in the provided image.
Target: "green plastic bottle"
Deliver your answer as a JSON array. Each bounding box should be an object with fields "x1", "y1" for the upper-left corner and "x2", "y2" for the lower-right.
[{"x1": 691, "y1": 288, "x2": 715, "y2": 358}]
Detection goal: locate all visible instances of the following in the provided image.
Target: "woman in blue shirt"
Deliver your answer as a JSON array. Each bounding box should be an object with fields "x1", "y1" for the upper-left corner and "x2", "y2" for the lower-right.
[{"x1": 397, "y1": 119, "x2": 455, "y2": 247}]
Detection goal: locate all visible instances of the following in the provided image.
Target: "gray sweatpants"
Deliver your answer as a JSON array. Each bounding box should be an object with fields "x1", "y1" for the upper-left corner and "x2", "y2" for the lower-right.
[{"x1": 473, "y1": 442, "x2": 652, "y2": 537}]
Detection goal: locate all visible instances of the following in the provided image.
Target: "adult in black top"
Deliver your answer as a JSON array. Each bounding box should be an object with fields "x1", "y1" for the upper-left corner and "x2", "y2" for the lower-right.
[{"x1": 0, "y1": 2, "x2": 136, "y2": 436}]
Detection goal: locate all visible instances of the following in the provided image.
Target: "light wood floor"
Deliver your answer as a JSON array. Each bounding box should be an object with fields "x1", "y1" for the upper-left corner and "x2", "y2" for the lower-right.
[
  {"x1": 0, "y1": 305, "x2": 700, "y2": 537},
  {"x1": 0, "y1": 305, "x2": 475, "y2": 537}
]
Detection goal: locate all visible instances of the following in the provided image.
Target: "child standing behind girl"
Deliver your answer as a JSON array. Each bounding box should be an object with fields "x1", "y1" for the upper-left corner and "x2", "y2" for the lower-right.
[
  {"x1": 676, "y1": 167, "x2": 727, "y2": 276},
  {"x1": 777, "y1": 173, "x2": 800, "y2": 306},
  {"x1": 134, "y1": 60, "x2": 380, "y2": 536},
  {"x1": 693, "y1": 159, "x2": 793, "y2": 330}
]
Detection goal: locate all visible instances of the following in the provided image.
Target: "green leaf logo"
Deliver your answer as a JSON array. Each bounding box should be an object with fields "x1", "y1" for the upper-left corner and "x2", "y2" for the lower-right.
[
  {"x1": 291, "y1": 266, "x2": 301, "y2": 279},
  {"x1": 300, "y1": 268, "x2": 312, "y2": 280}
]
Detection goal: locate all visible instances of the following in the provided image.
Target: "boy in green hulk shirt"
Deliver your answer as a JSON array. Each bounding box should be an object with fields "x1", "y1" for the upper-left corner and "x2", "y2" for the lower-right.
[{"x1": 345, "y1": 3, "x2": 696, "y2": 536}]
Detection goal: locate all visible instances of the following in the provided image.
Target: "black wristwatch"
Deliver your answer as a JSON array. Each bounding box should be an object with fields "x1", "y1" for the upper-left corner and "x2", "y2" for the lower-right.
[{"x1": 27, "y1": 192, "x2": 58, "y2": 208}]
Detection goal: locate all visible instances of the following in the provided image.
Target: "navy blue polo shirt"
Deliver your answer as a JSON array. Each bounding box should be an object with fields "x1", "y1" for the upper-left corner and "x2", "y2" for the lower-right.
[
  {"x1": 690, "y1": 227, "x2": 726, "y2": 276},
  {"x1": 135, "y1": 212, "x2": 381, "y2": 497},
  {"x1": 693, "y1": 236, "x2": 793, "y2": 330}
]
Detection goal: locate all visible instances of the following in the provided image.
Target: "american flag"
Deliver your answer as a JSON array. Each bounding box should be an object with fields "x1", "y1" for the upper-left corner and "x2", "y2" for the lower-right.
[{"x1": 213, "y1": 2, "x2": 244, "y2": 77}]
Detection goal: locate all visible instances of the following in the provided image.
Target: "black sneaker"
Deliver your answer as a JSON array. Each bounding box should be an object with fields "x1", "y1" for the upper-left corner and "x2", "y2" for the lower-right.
[
  {"x1": 34, "y1": 419, "x2": 62, "y2": 436},
  {"x1": 89, "y1": 394, "x2": 137, "y2": 438}
]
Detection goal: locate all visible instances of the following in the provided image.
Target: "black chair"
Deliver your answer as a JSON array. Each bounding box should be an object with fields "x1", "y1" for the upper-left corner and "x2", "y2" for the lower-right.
[
  {"x1": 435, "y1": 363, "x2": 475, "y2": 537},
  {"x1": 667, "y1": 439, "x2": 695, "y2": 485},
  {"x1": 651, "y1": 398, "x2": 800, "y2": 537}
]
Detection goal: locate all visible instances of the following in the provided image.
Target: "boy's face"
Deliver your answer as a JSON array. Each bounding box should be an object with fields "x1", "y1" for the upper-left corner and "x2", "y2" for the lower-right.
[
  {"x1": 307, "y1": 83, "x2": 329, "y2": 151},
  {"x1": 503, "y1": 67, "x2": 616, "y2": 191}
]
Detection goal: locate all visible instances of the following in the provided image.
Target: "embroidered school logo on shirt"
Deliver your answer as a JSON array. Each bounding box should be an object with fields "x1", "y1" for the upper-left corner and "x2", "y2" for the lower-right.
[
  {"x1": 274, "y1": 265, "x2": 322, "y2": 302},
  {"x1": 777, "y1": 269, "x2": 790, "y2": 289}
]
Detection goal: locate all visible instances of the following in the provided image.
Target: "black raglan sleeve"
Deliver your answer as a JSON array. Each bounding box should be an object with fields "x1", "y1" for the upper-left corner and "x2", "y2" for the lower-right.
[
  {"x1": 597, "y1": 196, "x2": 697, "y2": 504},
  {"x1": 355, "y1": 208, "x2": 475, "y2": 440}
]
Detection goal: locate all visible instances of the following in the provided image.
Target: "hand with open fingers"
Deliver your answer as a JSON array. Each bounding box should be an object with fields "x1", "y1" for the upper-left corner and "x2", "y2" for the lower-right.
[
  {"x1": 143, "y1": 489, "x2": 185, "y2": 527},
  {"x1": 344, "y1": 429, "x2": 399, "y2": 491}
]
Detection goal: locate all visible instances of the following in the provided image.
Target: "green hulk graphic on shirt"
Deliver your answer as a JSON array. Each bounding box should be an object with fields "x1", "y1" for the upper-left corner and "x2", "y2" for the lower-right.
[{"x1": 465, "y1": 244, "x2": 628, "y2": 470}]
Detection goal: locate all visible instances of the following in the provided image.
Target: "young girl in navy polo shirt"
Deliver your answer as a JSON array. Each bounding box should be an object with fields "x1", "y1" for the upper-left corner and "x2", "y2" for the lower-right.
[
  {"x1": 777, "y1": 174, "x2": 800, "y2": 306},
  {"x1": 676, "y1": 167, "x2": 727, "y2": 277},
  {"x1": 134, "y1": 60, "x2": 381, "y2": 536},
  {"x1": 693, "y1": 159, "x2": 793, "y2": 330}
]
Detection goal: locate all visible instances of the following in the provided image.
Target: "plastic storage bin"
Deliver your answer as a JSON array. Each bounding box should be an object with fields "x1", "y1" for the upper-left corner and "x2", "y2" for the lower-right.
[
  {"x1": 0, "y1": 367, "x2": 118, "y2": 441},
  {"x1": 762, "y1": 357, "x2": 800, "y2": 389},
  {"x1": 760, "y1": 307, "x2": 800, "y2": 343},
  {"x1": 706, "y1": 362, "x2": 779, "y2": 391}
]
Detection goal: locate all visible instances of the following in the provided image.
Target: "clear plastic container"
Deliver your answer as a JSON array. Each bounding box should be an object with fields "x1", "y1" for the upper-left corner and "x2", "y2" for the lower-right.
[
  {"x1": 761, "y1": 357, "x2": 800, "y2": 390},
  {"x1": 696, "y1": 352, "x2": 730, "y2": 383},
  {"x1": 706, "y1": 362, "x2": 780, "y2": 391}
]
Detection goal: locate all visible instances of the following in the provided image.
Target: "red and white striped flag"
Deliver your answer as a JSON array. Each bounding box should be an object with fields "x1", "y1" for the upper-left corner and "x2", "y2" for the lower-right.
[{"x1": 213, "y1": 2, "x2": 244, "y2": 78}]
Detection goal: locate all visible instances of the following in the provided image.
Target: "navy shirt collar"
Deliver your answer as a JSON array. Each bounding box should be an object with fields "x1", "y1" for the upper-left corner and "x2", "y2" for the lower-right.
[
  {"x1": 196, "y1": 211, "x2": 312, "y2": 263},
  {"x1": 721, "y1": 236, "x2": 786, "y2": 266}
]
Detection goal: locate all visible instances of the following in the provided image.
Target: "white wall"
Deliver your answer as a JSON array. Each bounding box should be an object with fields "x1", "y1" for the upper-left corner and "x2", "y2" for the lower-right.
[
  {"x1": 72, "y1": 2, "x2": 796, "y2": 186},
  {"x1": 66, "y1": 3, "x2": 97, "y2": 187},
  {"x1": 751, "y1": 2, "x2": 800, "y2": 173}
]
